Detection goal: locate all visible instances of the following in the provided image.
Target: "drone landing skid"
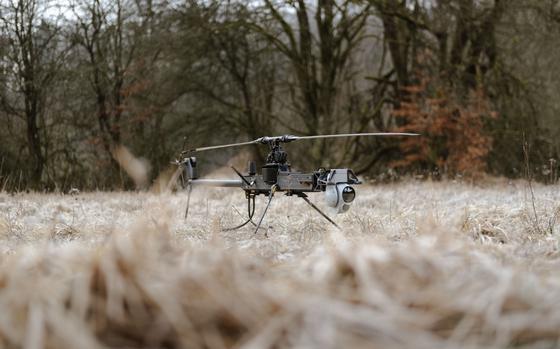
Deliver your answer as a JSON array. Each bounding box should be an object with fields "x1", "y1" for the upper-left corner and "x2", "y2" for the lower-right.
[
  {"x1": 249, "y1": 187, "x2": 340, "y2": 236},
  {"x1": 253, "y1": 185, "x2": 278, "y2": 236},
  {"x1": 227, "y1": 192, "x2": 340, "y2": 236},
  {"x1": 183, "y1": 176, "x2": 344, "y2": 235},
  {"x1": 298, "y1": 193, "x2": 340, "y2": 230}
]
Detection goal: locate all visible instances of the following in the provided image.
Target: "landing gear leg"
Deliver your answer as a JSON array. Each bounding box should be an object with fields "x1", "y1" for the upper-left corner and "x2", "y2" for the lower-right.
[
  {"x1": 299, "y1": 193, "x2": 340, "y2": 229},
  {"x1": 184, "y1": 181, "x2": 193, "y2": 219},
  {"x1": 254, "y1": 185, "x2": 278, "y2": 236}
]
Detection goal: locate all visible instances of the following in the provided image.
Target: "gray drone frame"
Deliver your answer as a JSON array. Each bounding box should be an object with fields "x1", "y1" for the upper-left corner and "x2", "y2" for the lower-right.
[{"x1": 176, "y1": 132, "x2": 418, "y2": 234}]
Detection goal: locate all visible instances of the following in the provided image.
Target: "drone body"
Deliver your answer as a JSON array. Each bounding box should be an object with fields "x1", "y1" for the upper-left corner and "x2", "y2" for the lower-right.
[{"x1": 176, "y1": 133, "x2": 418, "y2": 233}]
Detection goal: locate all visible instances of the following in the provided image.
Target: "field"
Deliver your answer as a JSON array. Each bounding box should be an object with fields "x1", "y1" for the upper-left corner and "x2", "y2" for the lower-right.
[{"x1": 1, "y1": 181, "x2": 560, "y2": 348}]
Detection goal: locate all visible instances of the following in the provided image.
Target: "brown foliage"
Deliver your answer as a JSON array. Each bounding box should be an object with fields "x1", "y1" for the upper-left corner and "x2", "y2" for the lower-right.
[{"x1": 392, "y1": 78, "x2": 497, "y2": 177}]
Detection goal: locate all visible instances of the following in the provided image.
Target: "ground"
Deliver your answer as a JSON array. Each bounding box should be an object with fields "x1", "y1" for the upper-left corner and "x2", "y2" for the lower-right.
[{"x1": 0, "y1": 181, "x2": 560, "y2": 348}]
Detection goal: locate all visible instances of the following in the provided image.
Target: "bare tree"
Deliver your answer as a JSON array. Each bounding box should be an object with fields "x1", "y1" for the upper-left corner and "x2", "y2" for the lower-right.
[
  {"x1": 246, "y1": 0, "x2": 371, "y2": 165},
  {"x1": 68, "y1": 0, "x2": 165, "y2": 188},
  {"x1": 0, "y1": 0, "x2": 65, "y2": 187},
  {"x1": 173, "y1": 1, "x2": 278, "y2": 154},
  {"x1": 71, "y1": 0, "x2": 142, "y2": 156}
]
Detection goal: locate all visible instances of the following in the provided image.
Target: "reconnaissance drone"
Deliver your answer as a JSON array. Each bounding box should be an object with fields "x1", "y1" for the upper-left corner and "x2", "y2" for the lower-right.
[{"x1": 174, "y1": 132, "x2": 418, "y2": 234}]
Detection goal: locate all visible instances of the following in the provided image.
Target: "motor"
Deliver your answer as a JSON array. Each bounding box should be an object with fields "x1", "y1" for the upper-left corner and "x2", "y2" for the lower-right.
[{"x1": 325, "y1": 184, "x2": 356, "y2": 213}]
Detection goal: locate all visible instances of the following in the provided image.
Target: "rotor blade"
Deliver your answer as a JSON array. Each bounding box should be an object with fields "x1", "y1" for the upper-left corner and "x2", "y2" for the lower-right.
[
  {"x1": 186, "y1": 132, "x2": 419, "y2": 153},
  {"x1": 293, "y1": 132, "x2": 419, "y2": 141},
  {"x1": 187, "y1": 139, "x2": 259, "y2": 153}
]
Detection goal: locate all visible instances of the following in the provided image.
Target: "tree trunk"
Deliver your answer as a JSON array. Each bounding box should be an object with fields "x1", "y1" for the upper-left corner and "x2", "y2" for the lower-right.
[{"x1": 26, "y1": 109, "x2": 44, "y2": 187}]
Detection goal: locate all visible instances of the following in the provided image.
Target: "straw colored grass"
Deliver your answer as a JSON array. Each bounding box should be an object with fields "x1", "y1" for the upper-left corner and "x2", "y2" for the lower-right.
[{"x1": 1, "y1": 181, "x2": 560, "y2": 348}]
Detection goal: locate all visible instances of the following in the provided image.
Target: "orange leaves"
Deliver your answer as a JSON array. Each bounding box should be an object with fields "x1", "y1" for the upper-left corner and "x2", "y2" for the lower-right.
[{"x1": 392, "y1": 80, "x2": 497, "y2": 178}]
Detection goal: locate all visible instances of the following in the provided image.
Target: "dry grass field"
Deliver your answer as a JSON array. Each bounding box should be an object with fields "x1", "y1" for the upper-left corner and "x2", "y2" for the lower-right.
[{"x1": 1, "y1": 181, "x2": 560, "y2": 348}]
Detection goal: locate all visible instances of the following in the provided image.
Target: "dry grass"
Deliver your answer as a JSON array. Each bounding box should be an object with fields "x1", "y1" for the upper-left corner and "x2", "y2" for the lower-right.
[{"x1": 1, "y1": 181, "x2": 560, "y2": 348}]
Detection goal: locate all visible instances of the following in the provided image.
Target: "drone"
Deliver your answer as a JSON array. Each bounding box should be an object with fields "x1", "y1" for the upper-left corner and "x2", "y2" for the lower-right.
[{"x1": 174, "y1": 132, "x2": 418, "y2": 234}]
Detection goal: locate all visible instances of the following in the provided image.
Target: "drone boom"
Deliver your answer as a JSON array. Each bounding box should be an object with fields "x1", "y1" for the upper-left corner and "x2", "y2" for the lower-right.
[{"x1": 186, "y1": 132, "x2": 419, "y2": 154}]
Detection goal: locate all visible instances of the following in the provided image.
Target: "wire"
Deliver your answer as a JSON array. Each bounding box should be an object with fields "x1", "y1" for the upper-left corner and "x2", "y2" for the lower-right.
[{"x1": 222, "y1": 194, "x2": 256, "y2": 231}]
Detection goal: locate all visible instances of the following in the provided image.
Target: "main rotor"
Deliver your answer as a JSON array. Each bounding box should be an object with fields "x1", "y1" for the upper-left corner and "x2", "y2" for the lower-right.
[
  {"x1": 182, "y1": 132, "x2": 418, "y2": 167},
  {"x1": 185, "y1": 132, "x2": 418, "y2": 154}
]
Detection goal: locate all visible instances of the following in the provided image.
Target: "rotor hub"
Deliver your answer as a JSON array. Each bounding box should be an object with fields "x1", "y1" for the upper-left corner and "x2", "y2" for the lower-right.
[
  {"x1": 257, "y1": 135, "x2": 298, "y2": 144},
  {"x1": 264, "y1": 139, "x2": 290, "y2": 169}
]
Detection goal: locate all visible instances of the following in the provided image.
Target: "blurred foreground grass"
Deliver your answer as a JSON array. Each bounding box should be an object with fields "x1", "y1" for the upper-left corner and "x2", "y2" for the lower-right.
[{"x1": 0, "y1": 181, "x2": 560, "y2": 348}]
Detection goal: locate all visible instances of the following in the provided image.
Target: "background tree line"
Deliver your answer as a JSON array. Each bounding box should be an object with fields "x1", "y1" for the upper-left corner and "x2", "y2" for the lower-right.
[{"x1": 1, "y1": 0, "x2": 559, "y2": 191}]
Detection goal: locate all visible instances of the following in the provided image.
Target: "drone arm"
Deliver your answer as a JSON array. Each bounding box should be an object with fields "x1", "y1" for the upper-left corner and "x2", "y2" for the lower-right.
[
  {"x1": 231, "y1": 166, "x2": 252, "y2": 186},
  {"x1": 189, "y1": 179, "x2": 243, "y2": 188}
]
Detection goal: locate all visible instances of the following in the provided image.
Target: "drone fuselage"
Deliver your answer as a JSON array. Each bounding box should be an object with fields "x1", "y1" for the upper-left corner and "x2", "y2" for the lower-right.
[
  {"x1": 177, "y1": 132, "x2": 417, "y2": 231},
  {"x1": 189, "y1": 168, "x2": 360, "y2": 196},
  {"x1": 182, "y1": 136, "x2": 361, "y2": 197}
]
